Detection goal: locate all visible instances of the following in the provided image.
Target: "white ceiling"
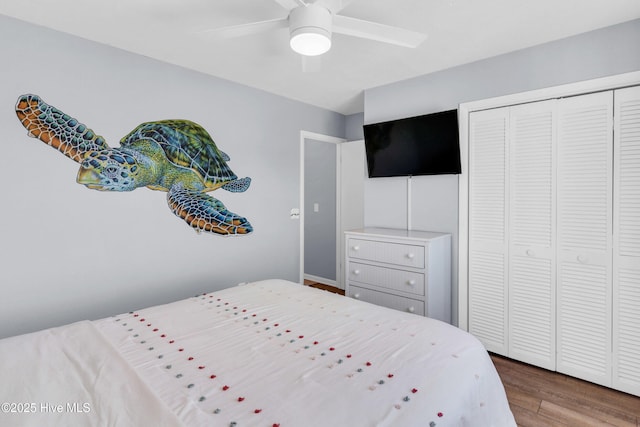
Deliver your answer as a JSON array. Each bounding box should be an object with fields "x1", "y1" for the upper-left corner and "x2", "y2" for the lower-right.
[{"x1": 2, "y1": 0, "x2": 639, "y2": 114}]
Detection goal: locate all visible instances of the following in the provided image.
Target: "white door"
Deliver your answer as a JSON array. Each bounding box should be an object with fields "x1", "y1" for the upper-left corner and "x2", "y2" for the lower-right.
[
  {"x1": 468, "y1": 107, "x2": 509, "y2": 355},
  {"x1": 612, "y1": 85, "x2": 640, "y2": 396},
  {"x1": 338, "y1": 140, "x2": 365, "y2": 289},
  {"x1": 507, "y1": 100, "x2": 557, "y2": 370},
  {"x1": 556, "y1": 91, "x2": 613, "y2": 387}
]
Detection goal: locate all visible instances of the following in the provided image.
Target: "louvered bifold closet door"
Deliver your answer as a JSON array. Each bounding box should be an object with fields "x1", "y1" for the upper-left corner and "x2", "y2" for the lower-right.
[
  {"x1": 508, "y1": 100, "x2": 557, "y2": 370},
  {"x1": 468, "y1": 107, "x2": 509, "y2": 355},
  {"x1": 613, "y1": 85, "x2": 640, "y2": 396},
  {"x1": 557, "y1": 91, "x2": 613, "y2": 388}
]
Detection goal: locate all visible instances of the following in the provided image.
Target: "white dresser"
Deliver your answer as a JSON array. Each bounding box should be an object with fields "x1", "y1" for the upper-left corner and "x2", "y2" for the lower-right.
[{"x1": 345, "y1": 228, "x2": 451, "y2": 323}]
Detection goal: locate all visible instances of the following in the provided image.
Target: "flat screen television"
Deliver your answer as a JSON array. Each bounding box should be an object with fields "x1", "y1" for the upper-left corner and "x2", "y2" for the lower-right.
[{"x1": 363, "y1": 109, "x2": 461, "y2": 177}]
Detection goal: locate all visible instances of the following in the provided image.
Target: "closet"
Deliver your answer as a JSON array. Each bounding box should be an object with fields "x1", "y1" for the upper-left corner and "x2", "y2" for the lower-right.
[{"x1": 467, "y1": 85, "x2": 640, "y2": 396}]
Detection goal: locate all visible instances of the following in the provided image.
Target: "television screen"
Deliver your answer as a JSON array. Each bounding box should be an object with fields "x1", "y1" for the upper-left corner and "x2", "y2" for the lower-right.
[{"x1": 363, "y1": 109, "x2": 461, "y2": 177}]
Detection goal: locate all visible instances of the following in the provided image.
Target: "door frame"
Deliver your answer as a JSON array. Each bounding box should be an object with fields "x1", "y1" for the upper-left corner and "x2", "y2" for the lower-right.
[{"x1": 299, "y1": 131, "x2": 346, "y2": 286}]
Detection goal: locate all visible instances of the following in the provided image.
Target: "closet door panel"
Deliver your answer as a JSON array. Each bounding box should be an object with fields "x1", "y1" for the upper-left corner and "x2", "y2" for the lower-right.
[
  {"x1": 468, "y1": 107, "x2": 509, "y2": 355},
  {"x1": 613, "y1": 85, "x2": 640, "y2": 395},
  {"x1": 508, "y1": 100, "x2": 556, "y2": 370},
  {"x1": 557, "y1": 91, "x2": 613, "y2": 387},
  {"x1": 509, "y1": 254, "x2": 554, "y2": 366},
  {"x1": 557, "y1": 260, "x2": 610, "y2": 385}
]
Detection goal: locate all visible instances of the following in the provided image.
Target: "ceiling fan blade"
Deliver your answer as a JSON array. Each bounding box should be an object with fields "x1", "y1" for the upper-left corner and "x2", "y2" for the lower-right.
[
  {"x1": 203, "y1": 18, "x2": 288, "y2": 39},
  {"x1": 302, "y1": 55, "x2": 322, "y2": 72},
  {"x1": 333, "y1": 15, "x2": 427, "y2": 48},
  {"x1": 314, "y1": 0, "x2": 356, "y2": 13},
  {"x1": 272, "y1": 0, "x2": 306, "y2": 10}
]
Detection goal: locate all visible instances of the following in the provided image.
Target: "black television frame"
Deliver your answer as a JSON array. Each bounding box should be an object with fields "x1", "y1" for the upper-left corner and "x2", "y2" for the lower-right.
[{"x1": 363, "y1": 109, "x2": 461, "y2": 178}]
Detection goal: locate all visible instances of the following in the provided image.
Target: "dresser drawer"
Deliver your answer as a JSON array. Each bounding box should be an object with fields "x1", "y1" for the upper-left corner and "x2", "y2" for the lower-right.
[
  {"x1": 348, "y1": 285, "x2": 425, "y2": 316},
  {"x1": 347, "y1": 238, "x2": 425, "y2": 269},
  {"x1": 347, "y1": 262, "x2": 425, "y2": 296}
]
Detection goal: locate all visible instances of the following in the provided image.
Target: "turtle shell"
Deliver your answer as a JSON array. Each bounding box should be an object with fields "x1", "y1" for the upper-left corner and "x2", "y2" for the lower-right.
[{"x1": 120, "y1": 120, "x2": 237, "y2": 187}]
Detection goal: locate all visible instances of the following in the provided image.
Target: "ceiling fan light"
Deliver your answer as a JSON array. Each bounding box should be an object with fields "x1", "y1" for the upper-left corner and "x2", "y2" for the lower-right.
[
  {"x1": 289, "y1": 4, "x2": 332, "y2": 56},
  {"x1": 290, "y1": 28, "x2": 331, "y2": 56}
]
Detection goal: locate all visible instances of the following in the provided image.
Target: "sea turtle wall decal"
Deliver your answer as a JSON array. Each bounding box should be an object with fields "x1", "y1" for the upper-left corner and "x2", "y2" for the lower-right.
[{"x1": 15, "y1": 94, "x2": 253, "y2": 236}]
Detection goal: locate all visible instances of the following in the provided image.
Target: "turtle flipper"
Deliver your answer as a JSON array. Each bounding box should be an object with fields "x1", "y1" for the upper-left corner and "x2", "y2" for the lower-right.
[
  {"x1": 222, "y1": 177, "x2": 251, "y2": 193},
  {"x1": 168, "y1": 185, "x2": 253, "y2": 235},
  {"x1": 15, "y1": 94, "x2": 109, "y2": 163}
]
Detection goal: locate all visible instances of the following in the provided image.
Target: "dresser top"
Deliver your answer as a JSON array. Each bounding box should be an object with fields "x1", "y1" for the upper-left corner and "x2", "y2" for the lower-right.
[{"x1": 345, "y1": 227, "x2": 450, "y2": 241}]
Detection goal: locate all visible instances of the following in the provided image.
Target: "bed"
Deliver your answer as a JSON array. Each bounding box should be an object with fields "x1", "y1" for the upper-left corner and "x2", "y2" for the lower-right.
[{"x1": 0, "y1": 279, "x2": 516, "y2": 427}]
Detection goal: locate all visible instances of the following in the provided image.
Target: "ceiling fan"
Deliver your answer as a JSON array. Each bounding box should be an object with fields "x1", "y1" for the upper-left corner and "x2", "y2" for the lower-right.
[{"x1": 204, "y1": 0, "x2": 427, "y2": 57}]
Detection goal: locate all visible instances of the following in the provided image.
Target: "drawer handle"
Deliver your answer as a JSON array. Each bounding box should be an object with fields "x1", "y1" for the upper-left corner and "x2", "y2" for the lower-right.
[
  {"x1": 406, "y1": 253, "x2": 415, "y2": 259},
  {"x1": 407, "y1": 279, "x2": 416, "y2": 286},
  {"x1": 353, "y1": 293, "x2": 360, "y2": 299},
  {"x1": 407, "y1": 306, "x2": 415, "y2": 313},
  {"x1": 353, "y1": 269, "x2": 360, "y2": 275},
  {"x1": 352, "y1": 245, "x2": 360, "y2": 251}
]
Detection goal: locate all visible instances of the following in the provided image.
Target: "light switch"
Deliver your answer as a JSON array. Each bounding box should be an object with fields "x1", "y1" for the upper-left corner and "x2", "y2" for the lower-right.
[{"x1": 313, "y1": 203, "x2": 319, "y2": 212}]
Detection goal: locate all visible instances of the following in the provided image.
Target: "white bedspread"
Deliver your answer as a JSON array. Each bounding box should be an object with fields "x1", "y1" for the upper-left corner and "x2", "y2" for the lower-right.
[
  {"x1": 0, "y1": 279, "x2": 515, "y2": 426},
  {"x1": 0, "y1": 320, "x2": 182, "y2": 427}
]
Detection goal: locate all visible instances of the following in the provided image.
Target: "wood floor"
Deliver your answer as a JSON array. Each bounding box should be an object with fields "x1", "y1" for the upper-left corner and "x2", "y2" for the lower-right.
[
  {"x1": 304, "y1": 281, "x2": 640, "y2": 426},
  {"x1": 493, "y1": 354, "x2": 640, "y2": 426},
  {"x1": 305, "y1": 281, "x2": 345, "y2": 295}
]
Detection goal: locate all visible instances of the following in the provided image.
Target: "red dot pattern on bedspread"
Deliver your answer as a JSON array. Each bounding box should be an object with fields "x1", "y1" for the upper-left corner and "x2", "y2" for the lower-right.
[{"x1": 112, "y1": 286, "x2": 452, "y2": 426}]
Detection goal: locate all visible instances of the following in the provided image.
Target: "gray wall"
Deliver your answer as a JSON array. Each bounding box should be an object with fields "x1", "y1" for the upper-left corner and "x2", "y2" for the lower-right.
[
  {"x1": 363, "y1": 19, "x2": 640, "y2": 325},
  {"x1": 345, "y1": 112, "x2": 365, "y2": 141},
  {"x1": 304, "y1": 139, "x2": 337, "y2": 281},
  {"x1": 0, "y1": 15, "x2": 344, "y2": 339}
]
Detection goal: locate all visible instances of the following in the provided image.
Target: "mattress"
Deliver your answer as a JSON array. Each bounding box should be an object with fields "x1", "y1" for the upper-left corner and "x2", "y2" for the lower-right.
[{"x1": 0, "y1": 279, "x2": 515, "y2": 426}]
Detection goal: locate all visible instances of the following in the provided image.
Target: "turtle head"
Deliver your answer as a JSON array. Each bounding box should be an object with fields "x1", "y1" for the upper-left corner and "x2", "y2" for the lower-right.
[{"x1": 77, "y1": 149, "x2": 141, "y2": 191}]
